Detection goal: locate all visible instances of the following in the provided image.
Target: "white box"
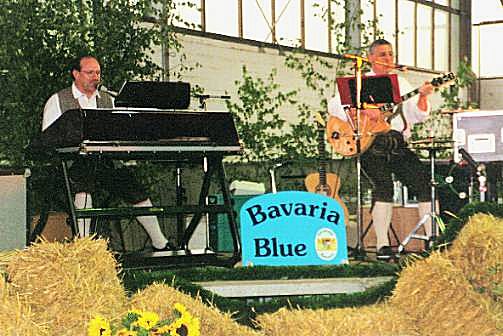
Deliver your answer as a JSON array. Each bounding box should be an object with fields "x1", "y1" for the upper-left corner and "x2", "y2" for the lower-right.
[{"x1": 453, "y1": 110, "x2": 503, "y2": 162}]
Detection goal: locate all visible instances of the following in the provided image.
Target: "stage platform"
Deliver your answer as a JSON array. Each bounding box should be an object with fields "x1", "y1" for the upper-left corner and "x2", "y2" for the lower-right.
[{"x1": 195, "y1": 276, "x2": 393, "y2": 298}]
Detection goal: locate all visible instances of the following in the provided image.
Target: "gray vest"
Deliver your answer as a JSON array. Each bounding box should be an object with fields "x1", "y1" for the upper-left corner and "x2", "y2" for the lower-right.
[{"x1": 57, "y1": 86, "x2": 113, "y2": 113}]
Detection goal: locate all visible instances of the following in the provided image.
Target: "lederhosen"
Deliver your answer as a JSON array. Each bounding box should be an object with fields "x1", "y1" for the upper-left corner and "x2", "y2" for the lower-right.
[
  {"x1": 58, "y1": 88, "x2": 148, "y2": 203},
  {"x1": 361, "y1": 130, "x2": 431, "y2": 203}
]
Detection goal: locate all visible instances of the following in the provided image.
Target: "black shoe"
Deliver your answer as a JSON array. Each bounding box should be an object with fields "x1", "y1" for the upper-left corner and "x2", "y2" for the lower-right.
[
  {"x1": 152, "y1": 241, "x2": 177, "y2": 252},
  {"x1": 377, "y1": 246, "x2": 394, "y2": 260}
]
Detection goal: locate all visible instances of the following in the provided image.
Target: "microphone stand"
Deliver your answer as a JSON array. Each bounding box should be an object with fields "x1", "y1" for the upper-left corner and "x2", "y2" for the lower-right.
[
  {"x1": 196, "y1": 94, "x2": 231, "y2": 110},
  {"x1": 350, "y1": 55, "x2": 366, "y2": 259}
]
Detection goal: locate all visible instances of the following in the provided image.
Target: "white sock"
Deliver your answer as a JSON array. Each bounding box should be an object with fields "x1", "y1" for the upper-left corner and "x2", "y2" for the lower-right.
[
  {"x1": 372, "y1": 201, "x2": 393, "y2": 250},
  {"x1": 74, "y1": 192, "x2": 92, "y2": 238},
  {"x1": 134, "y1": 198, "x2": 168, "y2": 249}
]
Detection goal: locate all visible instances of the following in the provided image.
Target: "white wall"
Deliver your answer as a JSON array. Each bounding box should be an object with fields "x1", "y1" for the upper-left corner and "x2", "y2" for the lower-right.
[
  {"x1": 166, "y1": 32, "x2": 446, "y2": 121},
  {"x1": 479, "y1": 78, "x2": 503, "y2": 110}
]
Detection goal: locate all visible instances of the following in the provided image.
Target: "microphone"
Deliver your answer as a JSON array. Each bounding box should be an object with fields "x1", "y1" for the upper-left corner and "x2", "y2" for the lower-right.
[
  {"x1": 194, "y1": 94, "x2": 231, "y2": 100},
  {"x1": 97, "y1": 84, "x2": 118, "y2": 97}
]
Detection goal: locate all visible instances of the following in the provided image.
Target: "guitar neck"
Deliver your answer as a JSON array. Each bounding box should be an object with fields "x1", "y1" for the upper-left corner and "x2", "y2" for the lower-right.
[
  {"x1": 317, "y1": 127, "x2": 328, "y2": 184},
  {"x1": 400, "y1": 88, "x2": 420, "y2": 102},
  {"x1": 379, "y1": 72, "x2": 455, "y2": 115},
  {"x1": 379, "y1": 88, "x2": 419, "y2": 113}
]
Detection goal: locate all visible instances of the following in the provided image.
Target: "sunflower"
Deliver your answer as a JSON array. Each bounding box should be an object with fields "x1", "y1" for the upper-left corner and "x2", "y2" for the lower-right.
[
  {"x1": 115, "y1": 329, "x2": 137, "y2": 336},
  {"x1": 132, "y1": 310, "x2": 160, "y2": 330},
  {"x1": 87, "y1": 316, "x2": 112, "y2": 336}
]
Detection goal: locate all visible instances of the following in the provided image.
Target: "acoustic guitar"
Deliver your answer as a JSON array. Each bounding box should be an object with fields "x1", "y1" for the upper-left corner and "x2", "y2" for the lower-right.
[
  {"x1": 305, "y1": 113, "x2": 350, "y2": 225},
  {"x1": 327, "y1": 72, "x2": 456, "y2": 157}
]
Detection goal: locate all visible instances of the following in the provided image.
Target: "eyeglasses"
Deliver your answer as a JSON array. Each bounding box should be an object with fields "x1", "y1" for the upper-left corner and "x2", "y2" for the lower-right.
[{"x1": 80, "y1": 70, "x2": 101, "y2": 76}]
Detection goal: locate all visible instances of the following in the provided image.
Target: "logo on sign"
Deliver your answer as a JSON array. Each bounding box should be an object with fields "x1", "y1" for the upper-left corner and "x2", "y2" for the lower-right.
[{"x1": 315, "y1": 228, "x2": 338, "y2": 261}]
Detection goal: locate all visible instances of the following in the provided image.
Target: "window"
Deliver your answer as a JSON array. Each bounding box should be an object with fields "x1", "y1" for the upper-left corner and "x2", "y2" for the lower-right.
[
  {"x1": 450, "y1": 14, "x2": 460, "y2": 72},
  {"x1": 397, "y1": 0, "x2": 415, "y2": 66},
  {"x1": 173, "y1": 0, "x2": 200, "y2": 29},
  {"x1": 168, "y1": 0, "x2": 463, "y2": 73},
  {"x1": 205, "y1": 0, "x2": 238, "y2": 36},
  {"x1": 304, "y1": 0, "x2": 329, "y2": 51},
  {"x1": 275, "y1": 0, "x2": 301, "y2": 47},
  {"x1": 417, "y1": 4, "x2": 433, "y2": 69},
  {"x1": 376, "y1": 0, "x2": 396, "y2": 42},
  {"x1": 362, "y1": 0, "x2": 461, "y2": 72},
  {"x1": 243, "y1": 0, "x2": 273, "y2": 42},
  {"x1": 475, "y1": 23, "x2": 503, "y2": 77},
  {"x1": 361, "y1": 0, "x2": 376, "y2": 42},
  {"x1": 330, "y1": 1, "x2": 347, "y2": 53},
  {"x1": 434, "y1": 9, "x2": 449, "y2": 71}
]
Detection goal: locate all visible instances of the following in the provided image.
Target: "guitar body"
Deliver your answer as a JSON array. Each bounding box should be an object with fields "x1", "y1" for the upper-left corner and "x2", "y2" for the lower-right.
[
  {"x1": 326, "y1": 115, "x2": 390, "y2": 157},
  {"x1": 304, "y1": 172, "x2": 350, "y2": 226},
  {"x1": 327, "y1": 72, "x2": 456, "y2": 157}
]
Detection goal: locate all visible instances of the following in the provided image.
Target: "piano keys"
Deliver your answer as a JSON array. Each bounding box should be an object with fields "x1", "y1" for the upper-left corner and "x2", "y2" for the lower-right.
[{"x1": 31, "y1": 108, "x2": 242, "y2": 159}]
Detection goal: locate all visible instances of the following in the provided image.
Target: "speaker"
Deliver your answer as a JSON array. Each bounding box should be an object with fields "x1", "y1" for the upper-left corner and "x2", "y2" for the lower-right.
[{"x1": 453, "y1": 110, "x2": 503, "y2": 162}]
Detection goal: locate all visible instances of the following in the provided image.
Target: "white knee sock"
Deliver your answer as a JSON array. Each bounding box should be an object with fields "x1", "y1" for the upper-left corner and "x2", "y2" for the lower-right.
[
  {"x1": 74, "y1": 192, "x2": 92, "y2": 238},
  {"x1": 372, "y1": 201, "x2": 393, "y2": 250},
  {"x1": 134, "y1": 198, "x2": 168, "y2": 249}
]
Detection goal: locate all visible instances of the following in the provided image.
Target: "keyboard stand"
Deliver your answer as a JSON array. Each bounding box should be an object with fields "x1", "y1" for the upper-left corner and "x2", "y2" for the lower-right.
[{"x1": 59, "y1": 153, "x2": 241, "y2": 269}]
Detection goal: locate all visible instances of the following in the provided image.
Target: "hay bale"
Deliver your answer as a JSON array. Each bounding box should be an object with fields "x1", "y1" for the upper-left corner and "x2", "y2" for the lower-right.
[
  {"x1": 0, "y1": 250, "x2": 17, "y2": 279},
  {"x1": 256, "y1": 304, "x2": 418, "y2": 336},
  {"x1": 7, "y1": 237, "x2": 127, "y2": 335},
  {"x1": 0, "y1": 280, "x2": 50, "y2": 335},
  {"x1": 391, "y1": 252, "x2": 502, "y2": 336},
  {"x1": 448, "y1": 213, "x2": 503, "y2": 302},
  {"x1": 129, "y1": 282, "x2": 262, "y2": 336}
]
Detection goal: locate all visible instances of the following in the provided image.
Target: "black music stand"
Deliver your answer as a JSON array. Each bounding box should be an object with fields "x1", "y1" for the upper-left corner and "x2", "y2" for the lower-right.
[
  {"x1": 115, "y1": 81, "x2": 191, "y2": 109},
  {"x1": 336, "y1": 73, "x2": 401, "y2": 107}
]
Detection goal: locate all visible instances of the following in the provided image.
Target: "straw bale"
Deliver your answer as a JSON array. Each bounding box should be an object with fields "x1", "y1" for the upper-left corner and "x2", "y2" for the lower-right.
[
  {"x1": 448, "y1": 213, "x2": 503, "y2": 302},
  {"x1": 0, "y1": 280, "x2": 51, "y2": 335},
  {"x1": 256, "y1": 304, "x2": 419, "y2": 336},
  {"x1": 391, "y1": 252, "x2": 502, "y2": 336},
  {"x1": 6, "y1": 237, "x2": 127, "y2": 335},
  {"x1": 129, "y1": 282, "x2": 263, "y2": 336},
  {"x1": 0, "y1": 250, "x2": 17, "y2": 279}
]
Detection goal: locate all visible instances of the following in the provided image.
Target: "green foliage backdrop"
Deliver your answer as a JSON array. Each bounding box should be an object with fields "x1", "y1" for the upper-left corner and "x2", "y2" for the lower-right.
[{"x1": 0, "y1": 0, "x2": 189, "y2": 165}]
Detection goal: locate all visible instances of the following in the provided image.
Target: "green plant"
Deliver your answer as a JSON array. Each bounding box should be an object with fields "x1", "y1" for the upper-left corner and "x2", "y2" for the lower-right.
[
  {"x1": 440, "y1": 57, "x2": 478, "y2": 111},
  {"x1": 225, "y1": 66, "x2": 305, "y2": 162}
]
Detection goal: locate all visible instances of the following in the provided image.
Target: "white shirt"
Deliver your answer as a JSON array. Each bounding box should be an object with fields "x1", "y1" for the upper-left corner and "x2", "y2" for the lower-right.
[
  {"x1": 327, "y1": 71, "x2": 431, "y2": 140},
  {"x1": 42, "y1": 83, "x2": 105, "y2": 131}
]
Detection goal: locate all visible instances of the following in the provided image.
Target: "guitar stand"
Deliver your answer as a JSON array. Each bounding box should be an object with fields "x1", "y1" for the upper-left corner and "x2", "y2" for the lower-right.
[{"x1": 397, "y1": 145, "x2": 439, "y2": 254}]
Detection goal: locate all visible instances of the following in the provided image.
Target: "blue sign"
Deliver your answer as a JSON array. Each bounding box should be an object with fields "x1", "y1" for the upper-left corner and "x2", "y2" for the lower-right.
[{"x1": 240, "y1": 191, "x2": 348, "y2": 266}]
